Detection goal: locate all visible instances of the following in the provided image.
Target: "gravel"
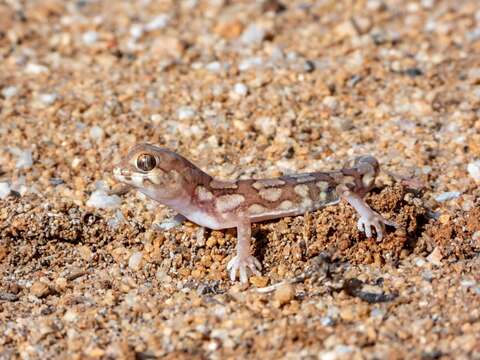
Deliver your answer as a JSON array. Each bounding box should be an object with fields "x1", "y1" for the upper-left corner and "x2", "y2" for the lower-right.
[{"x1": 0, "y1": 0, "x2": 479, "y2": 358}]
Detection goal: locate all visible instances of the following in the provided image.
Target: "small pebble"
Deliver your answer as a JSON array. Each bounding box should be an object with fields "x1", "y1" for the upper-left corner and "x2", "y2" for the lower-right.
[
  {"x1": 238, "y1": 57, "x2": 263, "y2": 71},
  {"x1": 128, "y1": 251, "x2": 143, "y2": 271},
  {"x1": 435, "y1": 191, "x2": 461, "y2": 202},
  {"x1": 39, "y1": 93, "x2": 57, "y2": 105},
  {"x1": 467, "y1": 161, "x2": 480, "y2": 182},
  {"x1": 426, "y1": 247, "x2": 443, "y2": 266},
  {"x1": 205, "y1": 61, "x2": 223, "y2": 72},
  {"x1": 145, "y1": 14, "x2": 169, "y2": 31},
  {"x1": 240, "y1": 24, "x2": 266, "y2": 45},
  {"x1": 177, "y1": 107, "x2": 196, "y2": 120},
  {"x1": 1, "y1": 86, "x2": 18, "y2": 98},
  {"x1": 130, "y1": 24, "x2": 144, "y2": 39},
  {"x1": 233, "y1": 83, "x2": 248, "y2": 97},
  {"x1": 89, "y1": 126, "x2": 104, "y2": 141},
  {"x1": 150, "y1": 114, "x2": 163, "y2": 124},
  {"x1": 0, "y1": 182, "x2": 11, "y2": 199},
  {"x1": 82, "y1": 31, "x2": 98, "y2": 45},
  {"x1": 86, "y1": 190, "x2": 121, "y2": 209},
  {"x1": 30, "y1": 281, "x2": 51, "y2": 298},
  {"x1": 10, "y1": 148, "x2": 33, "y2": 169},
  {"x1": 25, "y1": 63, "x2": 48, "y2": 74},
  {"x1": 273, "y1": 283, "x2": 295, "y2": 306},
  {"x1": 322, "y1": 96, "x2": 339, "y2": 111},
  {"x1": 107, "y1": 210, "x2": 125, "y2": 229}
]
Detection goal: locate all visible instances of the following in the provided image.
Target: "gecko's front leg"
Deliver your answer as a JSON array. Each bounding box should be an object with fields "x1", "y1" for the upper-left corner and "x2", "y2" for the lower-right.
[
  {"x1": 227, "y1": 221, "x2": 262, "y2": 283},
  {"x1": 339, "y1": 155, "x2": 397, "y2": 240},
  {"x1": 341, "y1": 190, "x2": 397, "y2": 240}
]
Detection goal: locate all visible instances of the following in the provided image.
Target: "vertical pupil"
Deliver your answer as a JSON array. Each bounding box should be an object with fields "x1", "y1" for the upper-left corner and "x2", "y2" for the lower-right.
[{"x1": 138, "y1": 155, "x2": 155, "y2": 171}]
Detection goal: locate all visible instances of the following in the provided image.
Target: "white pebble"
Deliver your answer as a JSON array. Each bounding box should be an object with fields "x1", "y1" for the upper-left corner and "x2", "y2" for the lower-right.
[
  {"x1": 421, "y1": 0, "x2": 435, "y2": 8},
  {"x1": 254, "y1": 116, "x2": 277, "y2": 137},
  {"x1": 25, "y1": 63, "x2": 48, "y2": 75},
  {"x1": 39, "y1": 93, "x2": 57, "y2": 105},
  {"x1": 63, "y1": 310, "x2": 78, "y2": 322},
  {"x1": 107, "y1": 210, "x2": 125, "y2": 229},
  {"x1": 130, "y1": 24, "x2": 144, "y2": 39},
  {"x1": 322, "y1": 96, "x2": 339, "y2": 110},
  {"x1": 240, "y1": 24, "x2": 265, "y2": 45},
  {"x1": 435, "y1": 191, "x2": 461, "y2": 202},
  {"x1": 82, "y1": 31, "x2": 98, "y2": 45},
  {"x1": 128, "y1": 251, "x2": 143, "y2": 270},
  {"x1": 86, "y1": 190, "x2": 120, "y2": 209},
  {"x1": 150, "y1": 114, "x2": 163, "y2": 124},
  {"x1": 466, "y1": 28, "x2": 480, "y2": 42},
  {"x1": 205, "y1": 61, "x2": 223, "y2": 72},
  {"x1": 10, "y1": 148, "x2": 33, "y2": 169},
  {"x1": 0, "y1": 182, "x2": 11, "y2": 199},
  {"x1": 2, "y1": 86, "x2": 18, "y2": 98},
  {"x1": 460, "y1": 279, "x2": 476, "y2": 288},
  {"x1": 177, "y1": 106, "x2": 196, "y2": 120},
  {"x1": 233, "y1": 83, "x2": 248, "y2": 96},
  {"x1": 89, "y1": 126, "x2": 104, "y2": 141},
  {"x1": 467, "y1": 160, "x2": 480, "y2": 182},
  {"x1": 238, "y1": 57, "x2": 263, "y2": 71},
  {"x1": 145, "y1": 14, "x2": 169, "y2": 31}
]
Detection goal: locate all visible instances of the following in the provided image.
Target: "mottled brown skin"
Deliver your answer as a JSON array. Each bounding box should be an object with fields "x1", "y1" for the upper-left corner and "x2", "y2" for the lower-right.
[{"x1": 114, "y1": 143, "x2": 396, "y2": 283}]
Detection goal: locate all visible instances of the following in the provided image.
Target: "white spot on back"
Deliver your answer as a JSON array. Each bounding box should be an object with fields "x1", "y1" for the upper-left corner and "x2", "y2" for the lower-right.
[
  {"x1": 294, "y1": 184, "x2": 309, "y2": 198},
  {"x1": 316, "y1": 181, "x2": 329, "y2": 191},
  {"x1": 259, "y1": 188, "x2": 283, "y2": 202},
  {"x1": 279, "y1": 200, "x2": 294, "y2": 210},
  {"x1": 301, "y1": 197, "x2": 313, "y2": 209},
  {"x1": 248, "y1": 204, "x2": 267, "y2": 214},
  {"x1": 195, "y1": 186, "x2": 214, "y2": 202},
  {"x1": 215, "y1": 194, "x2": 245, "y2": 213}
]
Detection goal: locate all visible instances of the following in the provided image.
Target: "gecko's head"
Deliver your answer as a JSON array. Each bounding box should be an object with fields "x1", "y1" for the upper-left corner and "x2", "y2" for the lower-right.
[{"x1": 113, "y1": 144, "x2": 186, "y2": 200}]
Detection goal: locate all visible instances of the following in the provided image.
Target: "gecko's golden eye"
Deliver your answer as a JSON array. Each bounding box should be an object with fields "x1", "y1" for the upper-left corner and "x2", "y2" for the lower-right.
[{"x1": 136, "y1": 153, "x2": 156, "y2": 172}]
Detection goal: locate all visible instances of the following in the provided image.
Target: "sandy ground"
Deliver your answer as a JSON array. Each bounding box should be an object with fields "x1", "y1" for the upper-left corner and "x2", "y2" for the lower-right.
[{"x1": 1, "y1": 0, "x2": 480, "y2": 359}]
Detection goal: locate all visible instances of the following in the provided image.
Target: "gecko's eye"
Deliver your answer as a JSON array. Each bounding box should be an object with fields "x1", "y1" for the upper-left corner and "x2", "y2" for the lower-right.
[{"x1": 136, "y1": 153, "x2": 156, "y2": 172}]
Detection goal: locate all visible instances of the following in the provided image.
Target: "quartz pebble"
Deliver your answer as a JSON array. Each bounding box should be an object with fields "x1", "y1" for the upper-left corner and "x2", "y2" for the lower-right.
[
  {"x1": 86, "y1": 190, "x2": 121, "y2": 209},
  {"x1": 0, "y1": 182, "x2": 11, "y2": 199},
  {"x1": 25, "y1": 63, "x2": 48, "y2": 74},
  {"x1": 1, "y1": 86, "x2": 18, "y2": 98},
  {"x1": 82, "y1": 31, "x2": 98, "y2": 45},
  {"x1": 128, "y1": 252, "x2": 143, "y2": 271},
  {"x1": 240, "y1": 24, "x2": 266, "y2": 45},
  {"x1": 89, "y1": 126, "x2": 104, "y2": 141},
  {"x1": 467, "y1": 161, "x2": 480, "y2": 182},
  {"x1": 39, "y1": 93, "x2": 57, "y2": 105},
  {"x1": 177, "y1": 107, "x2": 196, "y2": 120},
  {"x1": 10, "y1": 148, "x2": 33, "y2": 169},
  {"x1": 145, "y1": 14, "x2": 170, "y2": 31},
  {"x1": 0, "y1": 1, "x2": 478, "y2": 358},
  {"x1": 233, "y1": 83, "x2": 248, "y2": 97},
  {"x1": 435, "y1": 191, "x2": 461, "y2": 202}
]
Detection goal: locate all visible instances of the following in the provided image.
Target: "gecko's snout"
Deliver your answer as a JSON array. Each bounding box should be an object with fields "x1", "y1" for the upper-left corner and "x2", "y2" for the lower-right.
[{"x1": 113, "y1": 166, "x2": 131, "y2": 182}]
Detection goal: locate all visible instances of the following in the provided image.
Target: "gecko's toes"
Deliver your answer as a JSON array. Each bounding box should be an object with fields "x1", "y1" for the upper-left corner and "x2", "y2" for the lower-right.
[
  {"x1": 358, "y1": 215, "x2": 396, "y2": 241},
  {"x1": 227, "y1": 255, "x2": 262, "y2": 283}
]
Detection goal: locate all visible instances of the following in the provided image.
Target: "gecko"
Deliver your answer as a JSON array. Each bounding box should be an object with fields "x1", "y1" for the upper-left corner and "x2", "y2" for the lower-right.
[{"x1": 113, "y1": 144, "x2": 397, "y2": 283}]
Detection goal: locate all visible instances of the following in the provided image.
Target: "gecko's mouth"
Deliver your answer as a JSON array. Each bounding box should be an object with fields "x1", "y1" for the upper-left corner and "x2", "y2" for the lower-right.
[
  {"x1": 113, "y1": 167, "x2": 134, "y2": 183},
  {"x1": 113, "y1": 167, "x2": 150, "y2": 188}
]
